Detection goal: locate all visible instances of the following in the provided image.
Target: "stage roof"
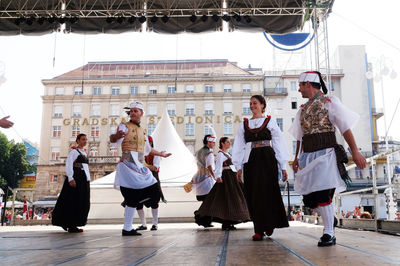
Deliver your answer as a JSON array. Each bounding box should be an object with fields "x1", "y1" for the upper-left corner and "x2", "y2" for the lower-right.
[{"x1": 0, "y1": 0, "x2": 334, "y2": 35}]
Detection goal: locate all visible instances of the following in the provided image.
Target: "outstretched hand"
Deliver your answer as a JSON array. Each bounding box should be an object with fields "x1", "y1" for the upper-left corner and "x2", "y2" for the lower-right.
[
  {"x1": 160, "y1": 151, "x2": 172, "y2": 158},
  {"x1": 0, "y1": 116, "x2": 14, "y2": 128}
]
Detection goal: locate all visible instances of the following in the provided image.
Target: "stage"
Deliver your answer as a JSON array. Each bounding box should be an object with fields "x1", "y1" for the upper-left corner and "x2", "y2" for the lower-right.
[{"x1": 1, "y1": 221, "x2": 399, "y2": 265}]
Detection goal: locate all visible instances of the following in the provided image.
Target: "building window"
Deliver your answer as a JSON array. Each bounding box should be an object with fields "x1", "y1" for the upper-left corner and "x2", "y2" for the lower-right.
[
  {"x1": 148, "y1": 124, "x2": 156, "y2": 136},
  {"x1": 53, "y1": 105, "x2": 62, "y2": 117},
  {"x1": 290, "y1": 81, "x2": 297, "y2": 91},
  {"x1": 167, "y1": 85, "x2": 176, "y2": 94},
  {"x1": 276, "y1": 83, "x2": 282, "y2": 93},
  {"x1": 167, "y1": 103, "x2": 176, "y2": 116},
  {"x1": 292, "y1": 141, "x2": 297, "y2": 155},
  {"x1": 276, "y1": 118, "x2": 283, "y2": 131},
  {"x1": 204, "y1": 125, "x2": 213, "y2": 135},
  {"x1": 72, "y1": 126, "x2": 80, "y2": 137},
  {"x1": 148, "y1": 103, "x2": 157, "y2": 115},
  {"x1": 91, "y1": 104, "x2": 100, "y2": 116},
  {"x1": 204, "y1": 103, "x2": 214, "y2": 115},
  {"x1": 93, "y1": 87, "x2": 101, "y2": 95},
  {"x1": 205, "y1": 85, "x2": 213, "y2": 93},
  {"x1": 186, "y1": 85, "x2": 194, "y2": 94},
  {"x1": 149, "y1": 86, "x2": 158, "y2": 94},
  {"x1": 185, "y1": 123, "x2": 194, "y2": 136},
  {"x1": 130, "y1": 86, "x2": 138, "y2": 94},
  {"x1": 110, "y1": 147, "x2": 118, "y2": 156},
  {"x1": 90, "y1": 146, "x2": 98, "y2": 157},
  {"x1": 72, "y1": 105, "x2": 81, "y2": 117},
  {"x1": 242, "y1": 102, "x2": 251, "y2": 114},
  {"x1": 74, "y1": 87, "x2": 83, "y2": 95},
  {"x1": 112, "y1": 87, "x2": 120, "y2": 95},
  {"x1": 51, "y1": 147, "x2": 60, "y2": 161},
  {"x1": 50, "y1": 174, "x2": 58, "y2": 182},
  {"x1": 242, "y1": 84, "x2": 251, "y2": 92},
  {"x1": 55, "y1": 87, "x2": 64, "y2": 95},
  {"x1": 224, "y1": 84, "x2": 232, "y2": 93},
  {"x1": 224, "y1": 123, "x2": 233, "y2": 135},
  {"x1": 52, "y1": 126, "x2": 62, "y2": 138},
  {"x1": 110, "y1": 125, "x2": 117, "y2": 135},
  {"x1": 291, "y1": 101, "x2": 297, "y2": 109},
  {"x1": 91, "y1": 126, "x2": 100, "y2": 137},
  {"x1": 223, "y1": 102, "x2": 233, "y2": 114},
  {"x1": 185, "y1": 103, "x2": 195, "y2": 115},
  {"x1": 110, "y1": 104, "x2": 119, "y2": 116},
  {"x1": 329, "y1": 82, "x2": 335, "y2": 91}
]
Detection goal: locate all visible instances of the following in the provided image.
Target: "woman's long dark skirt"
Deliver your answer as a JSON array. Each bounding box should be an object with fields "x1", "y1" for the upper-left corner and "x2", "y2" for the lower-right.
[
  {"x1": 52, "y1": 169, "x2": 90, "y2": 228},
  {"x1": 196, "y1": 169, "x2": 250, "y2": 225},
  {"x1": 243, "y1": 146, "x2": 289, "y2": 234}
]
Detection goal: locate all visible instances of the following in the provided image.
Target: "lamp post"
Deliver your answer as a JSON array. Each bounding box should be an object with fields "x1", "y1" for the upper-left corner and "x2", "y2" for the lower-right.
[{"x1": 366, "y1": 55, "x2": 397, "y2": 220}]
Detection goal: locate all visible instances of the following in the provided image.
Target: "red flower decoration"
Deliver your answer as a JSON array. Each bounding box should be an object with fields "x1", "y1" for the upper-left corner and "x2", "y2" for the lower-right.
[
  {"x1": 243, "y1": 117, "x2": 248, "y2": 121},
  {"x1": 325, "y1": 97, "x2": 332, "y2": 103},
  {"x1": 267, "y1": 115, "x2": 271, "y2": 119}
]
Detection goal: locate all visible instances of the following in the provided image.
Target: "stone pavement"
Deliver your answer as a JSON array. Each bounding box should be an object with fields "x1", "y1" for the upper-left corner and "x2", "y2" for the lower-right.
[{"x1": 1, "y1": 221, "x2": 400, "y2": 265}]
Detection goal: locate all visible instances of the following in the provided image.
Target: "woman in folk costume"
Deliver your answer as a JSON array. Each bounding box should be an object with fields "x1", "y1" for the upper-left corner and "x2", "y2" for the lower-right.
[
  {"x1": 289, "y1": 71, "x2": 366, "y2": 246},
  {"x1": 135, "y1": 135, "x2": 166, "y2": 231},
  {"x1": 52, "y1": 133, "x2": 90, "y2": 233},
  {"x1": 192, "y1": 134, "x2": 216, "y2": 228},
  {"x1": 232, "y1": 95, "x2": 290, "y2": 241},
  {"x1": 196, "y1": 137, "x2": 250, "y2": 230},
  {"x1": 110, "y1": 102, "x2": 171, "y2": 236}
]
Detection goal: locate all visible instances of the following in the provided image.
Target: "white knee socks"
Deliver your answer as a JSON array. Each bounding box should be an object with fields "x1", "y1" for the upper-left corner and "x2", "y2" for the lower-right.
[
  {"x1": 152, "y1": 208, "x2": 159, "y2": 226},
  {"x1": 317, "y1": 204, "x2": 334, "y2": 237},
  {"x1": 123, "y1": 206, "x2": 136, "y2": 231},
  {"x1": 137, "y1": 209, "x2": 147, "y2": 226}
]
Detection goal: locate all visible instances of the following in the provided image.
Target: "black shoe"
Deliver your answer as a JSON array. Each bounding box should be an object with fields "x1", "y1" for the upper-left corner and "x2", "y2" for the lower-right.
[
  {"x1": 203, "y1": 224, "x2": 214, "y2": 228},
  {"x1": 318, "y1": 234, "x2": 336, "y2": 247},
  {"x1": 222, "y1": 224, "x2": 230, "y2": 231},
  {"x1": 229, "y1": 225, "x2": 237, "y2": 230},
  {"x1": 122, "y1": 229, "x2": 142, "y2": 236},
  {"x1": 62, "y1": 226, "x2": 68, "y2": 232},
  {"x1": 265, "y1": 228, "x2": 274, "y2": 237},
  {"x1": 334, "y1": 217, "x2": 338, "y2": 227},
  {"x1": 68, "y1": 227, "x2": 83, "y2": 233},
  {"x1": 136, "y1": 225, "x2": 147, "y2": 231},
  {"x1": 150, "y1": 225, "x2": 158, "y2": 231}
]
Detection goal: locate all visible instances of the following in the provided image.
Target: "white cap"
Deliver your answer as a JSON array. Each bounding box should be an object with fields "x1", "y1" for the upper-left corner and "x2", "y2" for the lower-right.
[
  {"x1": 129, "y1": 101, "x2": 144, "y2": 111},
  {"x1": 206, "y1": 136, "x2": 216, "y2": 142},
  {"x1": 299, "y1": 71, "x2": 320, "y2": 83}
]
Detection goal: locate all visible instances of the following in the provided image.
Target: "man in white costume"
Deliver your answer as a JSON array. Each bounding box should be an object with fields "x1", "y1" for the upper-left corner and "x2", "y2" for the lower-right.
[
  {"x1": 110, "y1": 102, "x2": 171, "y2": 236},
  {"x1": 289, "y1": 71, "x2": 366, "y2": 246}
]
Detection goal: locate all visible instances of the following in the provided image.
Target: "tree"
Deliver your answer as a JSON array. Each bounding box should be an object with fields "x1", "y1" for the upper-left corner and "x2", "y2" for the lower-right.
[{"x1": 0, "y1": 132, "x2": 29, "y2": 190}]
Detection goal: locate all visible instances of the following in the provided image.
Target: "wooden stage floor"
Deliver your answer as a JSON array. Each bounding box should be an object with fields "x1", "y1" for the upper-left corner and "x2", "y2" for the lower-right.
[{"x1": 1, "y1": 221, "x2": 399, "y2": 265}]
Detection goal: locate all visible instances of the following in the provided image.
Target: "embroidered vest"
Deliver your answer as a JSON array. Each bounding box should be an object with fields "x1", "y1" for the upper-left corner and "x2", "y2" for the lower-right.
[
  {"x1": 300, "y1": 95, "x2": 335, "y2": 136},
  {"x1": 243, "y1": 117, "x2": 272, "y2": 143},
  {"x1": 121, "y1": 122, "x2": 146, "y2": 153}
]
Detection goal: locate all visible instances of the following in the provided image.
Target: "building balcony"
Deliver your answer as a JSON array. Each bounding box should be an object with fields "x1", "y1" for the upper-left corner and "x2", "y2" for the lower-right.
[
  {"x1": 264, "y1": 87, "x2": 288, "y2": 96},
  {"x1": 59, "y1": 156, "x2": 120, "y2": 164}
]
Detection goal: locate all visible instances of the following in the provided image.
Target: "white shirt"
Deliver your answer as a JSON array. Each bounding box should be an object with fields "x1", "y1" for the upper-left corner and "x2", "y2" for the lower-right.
[
  {"x1": 232, "y1": 117, "x2": 290, "y2": 171},
  {"x1": 215, "y1": 151, "x2": 231, "y2": 179},
  {"x1": 288, "y1": 95, "x2": 360, "y2": 141},
  {"x1": 65, "y1": 149, "x2": 90, "y2": 182},
  {"x1": 205, "y1": 152, "x2": 215, "y2": 171}
]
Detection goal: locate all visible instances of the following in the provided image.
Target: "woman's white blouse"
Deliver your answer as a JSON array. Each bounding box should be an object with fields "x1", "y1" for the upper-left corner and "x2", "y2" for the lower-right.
[
  {"x1": 288, "y1": 95, "x2": 360, "y2": 141},
  {"x1": 232, "y1": 117, "x2": 290, "y2": 171},
  {"x1": 214, "y1": 151, "x2": 229, "y2": 179},
  {"x1": 65, "y1": 149, "x2": 90, "y2": 182}
]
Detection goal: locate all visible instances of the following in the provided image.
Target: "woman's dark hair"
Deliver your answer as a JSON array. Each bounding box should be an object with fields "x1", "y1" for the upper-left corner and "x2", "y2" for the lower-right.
[
  {"x1": 219, "y1": 137, "x2": 229, "y2": 149},
  {"x1": 203, "y1": 134, "x2": 212, "y2": 145},
  {"x1": 76, "y1": 133, "x2": 86, "y2": 142},
  {"x1": 251, "y1": 95, "x2": 266, "y2": 112}
]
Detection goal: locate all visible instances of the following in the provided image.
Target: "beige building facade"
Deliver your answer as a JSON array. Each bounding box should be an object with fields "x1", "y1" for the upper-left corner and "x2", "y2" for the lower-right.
[{"x1": 36, "y1": 59, "x2": 263, "y2": 199}]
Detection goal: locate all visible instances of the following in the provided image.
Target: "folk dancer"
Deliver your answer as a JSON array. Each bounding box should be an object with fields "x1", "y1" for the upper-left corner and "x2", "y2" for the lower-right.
[
  {"x1": 52, "y1": 134, "x2": 90, "y2": 233},
  {"x1": 196, "y1": 137, "x2": 250, "y2": 230},
  {"x1": 289, "y1": 71, "x2": 366, "y2": 246},
  {"x1": 110, "y1": 102, "x2": 171, "y2": 236},
  {"x1": 232, "y1": 95, "x2": 290, "y2": 241}
]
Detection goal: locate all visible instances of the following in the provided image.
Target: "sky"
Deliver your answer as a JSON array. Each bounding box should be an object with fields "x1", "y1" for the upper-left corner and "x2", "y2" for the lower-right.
[{"x1": 0, "y1": 0, "x2": 399, "y2": 147}]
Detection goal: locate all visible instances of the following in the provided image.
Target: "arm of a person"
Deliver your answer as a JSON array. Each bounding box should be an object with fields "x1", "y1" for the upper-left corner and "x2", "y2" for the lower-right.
[
  {"x1": 65, "y1": 150, "x2": 79, "y2": 182},
  {"x1": 269, "y1": 119, "x2": 290, "y2": 181},
  {"x1": 232, "y1": 123, "x2": 246, "y2": 171},
  {"x1": 292, "y1": 140, "x2": 301, "y2": 173},
  {"x1": 205, "y1": 153, "x2": 216, "y2": 179},
  {"x1": 214, "y1": 152, "x2": 224, "y2": 182},
  {"x1": 343, "y1": 129, "x2": 366, "y2": 169},
  {"x1": 109, "y1": 124, "x2": 127, "y2": 143}
]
